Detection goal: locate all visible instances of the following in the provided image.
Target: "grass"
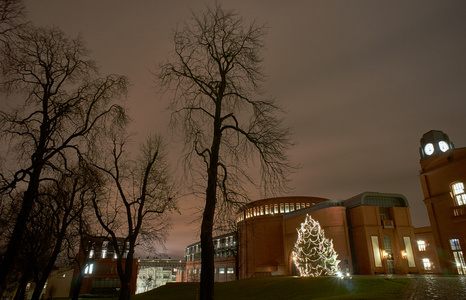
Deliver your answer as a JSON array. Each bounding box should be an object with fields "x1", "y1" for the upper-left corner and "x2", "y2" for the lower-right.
[{"x1": 132, "y1": 276, "x2": 410, "y2": 300}]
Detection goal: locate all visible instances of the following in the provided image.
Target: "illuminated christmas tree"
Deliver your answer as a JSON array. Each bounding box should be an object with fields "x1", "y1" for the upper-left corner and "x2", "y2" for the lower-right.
[{"x1": 292, "y1": 214, "x2": 340, "y2": 277}]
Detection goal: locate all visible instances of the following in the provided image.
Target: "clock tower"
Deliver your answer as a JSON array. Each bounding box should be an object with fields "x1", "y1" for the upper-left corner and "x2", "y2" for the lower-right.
[
  {"x1": 419, "y1": 130, "x2": 454, "y2": 160},
  {"x1": 419, "y1": 130, "x2": 466, "y2": 275}
]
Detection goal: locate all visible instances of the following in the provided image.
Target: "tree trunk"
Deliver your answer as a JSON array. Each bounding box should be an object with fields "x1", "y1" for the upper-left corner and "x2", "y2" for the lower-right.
[
  {"x1": 199, "y1": 195, "x2": 216, "y2": 300},
  {"x1": 0, "y1": 170, "x2": 42, "y2": 297},
  {"x1": 118, "y1": 250, "x2": 134, "y2": 300},
  {"x1": 14, "y1": 268, "x2": 31, "y2": 300},
  {"x1": 200, "y1": 127, "x2": 221, "y2": 300},
  {"x1": 70, "y1": 268, "x2": 84, "y2": 300},
  {"x1": 31, "y1": 234, "x2": 65, "y2": 300}
]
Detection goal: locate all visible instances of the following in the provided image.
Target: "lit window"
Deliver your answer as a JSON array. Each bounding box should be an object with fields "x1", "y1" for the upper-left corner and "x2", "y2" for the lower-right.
[
  {"x1": 451, "y1": 182, "x2": 466, "y2": 206},
  {"x1": 89, "y1": 249, "x2": 94, "y2": 258},
  {"x1": 285, "y1": 203, "x2": 289, "y2": 213},
  {"x1": 265, "y1": 205, "x2": 269, "y2": 214},
  {"x1": 296, "y1": 203, "x2": 300, "y2": 210},
  {"x1": 302, "y1": 203, "x2": 305, "y2": 209},
  {"x1": 280, "y1": 203, "x2": 284, "y2": 213},
  {"x1": 290, "y1": 203, "x2": 294, "y2": 212},
  {"x1": 450, "y1": 239, "x2": 461, "y2": 251},
  {"x1": 219, "y1": 267, "x2": 225, "y2": 274},
  {"x1": 422, "y1": 258, "x2": 432, "y2": 270},
  {"x1": 274, "y1": 204, "x2": 278, "y2": 214},
  {"x1": 417, "y1": 240, "x2": 426, "y2": 251},
  {"x1": 227, "y1": 267, "x2": 234, "y2": 274},
  {"x1": 450, "y1": 239, "x2": 466, "y2": 274},
  {"x1": 260, "y1": 206, "x2": 264, "y2": 215},
  {"x1": 371, "y1": 236, "x2": 383, "y2": 268},
  {"x1": 84, "y1": 263, "x2": 94, "y2": 274}
]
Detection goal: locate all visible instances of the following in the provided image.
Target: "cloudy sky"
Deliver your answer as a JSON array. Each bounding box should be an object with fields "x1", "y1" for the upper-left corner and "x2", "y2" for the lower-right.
[{"x1": 24, "y1": 0, "x2": 466, "y2": 258}]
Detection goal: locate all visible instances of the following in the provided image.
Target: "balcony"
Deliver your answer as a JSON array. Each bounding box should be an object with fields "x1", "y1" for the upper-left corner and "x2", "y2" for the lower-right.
[{"x1": 382, "y1": 220, "x2": 394, "y2": 228}]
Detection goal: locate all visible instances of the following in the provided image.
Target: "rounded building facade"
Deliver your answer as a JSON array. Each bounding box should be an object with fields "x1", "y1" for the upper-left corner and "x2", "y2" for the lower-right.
[{"x1": 237, "y1": 193, "x2": 420, "y2": 278}]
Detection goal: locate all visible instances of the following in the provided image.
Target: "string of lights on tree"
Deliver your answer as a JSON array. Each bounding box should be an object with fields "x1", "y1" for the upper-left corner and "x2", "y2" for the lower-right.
[{"x1": 292, "y1": 214, "x2": 340, "y2": 277}]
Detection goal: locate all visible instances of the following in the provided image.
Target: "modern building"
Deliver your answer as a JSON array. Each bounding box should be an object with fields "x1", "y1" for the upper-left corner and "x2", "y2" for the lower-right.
[
  {"x1": 136, "y1": 259, "x2": 185, "y2": 293},
  {"x1": 184, "y1": 232, "x2": 237, "y2": 282},
  {"x1": 419, "y1": 129, "x2": 466, "y2": 274}
]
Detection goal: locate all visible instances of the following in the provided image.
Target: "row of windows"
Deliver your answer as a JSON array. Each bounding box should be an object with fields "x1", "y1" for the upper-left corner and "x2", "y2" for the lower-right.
[
  {"x1": 84, "y1": 263, "x2": 118, "y2": 275},
  {"x1": 187, "y1": 267, "x2": 234, "y2": 275},
  {"x1": 186, "y1": 250, "x2": 234, "y2": 262},
  {"x1": 185, "y1": 235, "x2": 236, "y2": 260},
  {"x1": 237, "y1": 202, "x2": 312, "y2": 222}
]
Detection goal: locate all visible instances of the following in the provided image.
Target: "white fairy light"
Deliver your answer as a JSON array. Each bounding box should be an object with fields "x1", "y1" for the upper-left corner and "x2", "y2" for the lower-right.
[{"x1": 292, "y1": 214, "x2": 340, "y2": 277}]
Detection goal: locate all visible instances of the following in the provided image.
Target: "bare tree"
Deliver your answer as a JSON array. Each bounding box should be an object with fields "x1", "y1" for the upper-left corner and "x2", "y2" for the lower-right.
[
  {"x1": 0, "y1": 0, "x2": 26, "y2": 43},
  {"x1": 158, "y1": 4, "x2": 294, "y2": 299},
  {"x1": 29, "y1": 165, "x2": 101, "y2": 300},
  {"x1": 90, "y1": 133, "x2": 176, "y2": 300},
  {"x1": 0, "y1": 25, "x2": 128, "y2": 296}
]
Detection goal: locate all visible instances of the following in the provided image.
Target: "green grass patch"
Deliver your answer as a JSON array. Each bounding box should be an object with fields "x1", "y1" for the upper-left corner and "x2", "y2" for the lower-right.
[{"x1": 133, "y1": 276, "x2": 410, "y2": 300}]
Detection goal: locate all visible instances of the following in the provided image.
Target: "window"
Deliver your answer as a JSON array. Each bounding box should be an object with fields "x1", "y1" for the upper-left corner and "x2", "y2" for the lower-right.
[
  {"x1": 84, "y1": 263, "x2": 94, "y2": 274},
  {"x1": 227, "y1": 267, "x2": 234, "y2": 274},
  {"x1": 280, "y1": 203, "x2": 284, "y2": 213},
  {"x1": 265, "y1": 205, "x2": 269, "y2": 214},
  {"x1": 451, "y1": 182, "x2": 466, "y2": 206},
  {"x1": 403, "y1": 237, "x2": 416, "y2": 267},
  {"x1": 371, "y1": 236, "x2": 382, "y2": 268},
  {"x1": 89, "y1": 249, "x2": 94, "y2": 258},
  {"x1": 274, "y1": 204, "x2": 278, "y2": 214},
  {"x1": 296, "y1": 203, "x2": 300, "y2": 210},
  {"x1": 379, "y1": 207, "x2": 390, "y2": 220},
  {"x1": 102, "y1": 241, "x2": 108, "y2": 258},
  {"x1": 285, "y1": 203, "x2": 289, "y2": 213},
  {"x1": 219, "y1": 267, "x2": 225, "y2": 274},
  {"x1": 450, "y1": 239, "x2": 466, "y2": 274},
  {"x1": 417, "y1": 240, "x2": 426, "y2": 251},
  {"x1": 290, "y1": 203, "x2": 294, "y2": 212},
  {"x1": 422, "y1": 258, "x2": 432, "y2": 270},
  {"x1": 260, "y1": 206, "x2": 264, "y2": 215}
]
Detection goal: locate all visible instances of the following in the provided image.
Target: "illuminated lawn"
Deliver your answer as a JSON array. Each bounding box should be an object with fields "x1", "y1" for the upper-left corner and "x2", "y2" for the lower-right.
[{"x1": 133, "y1": 276, "x2": 410, "y2": 300}]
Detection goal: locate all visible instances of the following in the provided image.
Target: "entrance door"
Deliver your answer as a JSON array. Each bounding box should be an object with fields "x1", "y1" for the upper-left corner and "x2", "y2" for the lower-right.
[{"x1": 383, "y1": 235, "x2": 395, "y2": 274}]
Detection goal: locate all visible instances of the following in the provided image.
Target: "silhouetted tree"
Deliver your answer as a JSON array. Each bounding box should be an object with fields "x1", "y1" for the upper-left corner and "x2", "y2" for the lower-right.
[
  {"x1": 158, "y1": 4, "x2": 293, "y2": 299},
  {"x1": 0, "y1": 0, "x2": 26, "y2": 43},
  {"x1": 29, "y1": 165, "x2": 101, "y2": 300},
  {"x1": 0, "y1": 25, "x2": 128, "y2": 296},
  {"x1": 90, "y1": 134, "x2": 176, "y2": 300}
]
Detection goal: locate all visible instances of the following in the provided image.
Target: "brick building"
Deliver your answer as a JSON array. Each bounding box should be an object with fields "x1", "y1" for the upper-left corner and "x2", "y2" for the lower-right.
[
  {"x1": 71, "y1": 237, "x2": 138, "y2": 297},
  {"x1": 183, "y1": 129, "x2": 466, "y2": 280},
  {"x1": 419, "y1": 130, "x2": 466, "y2": 274}
]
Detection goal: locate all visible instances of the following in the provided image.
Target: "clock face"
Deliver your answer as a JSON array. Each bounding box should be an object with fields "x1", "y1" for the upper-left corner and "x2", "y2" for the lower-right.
[
  {"x1": 439, "y1": 141, "x2": 449, "y2": 152},
  {"x1": 424, "y1": 143, "x2": 434, "y2": 155}
]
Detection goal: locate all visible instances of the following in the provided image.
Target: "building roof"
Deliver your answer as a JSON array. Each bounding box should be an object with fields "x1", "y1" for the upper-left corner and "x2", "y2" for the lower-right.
[
  {"x1": 343, "y1": 192, "x2": 409, "y2": 209},
  {"x1": 283, "y1": 199, "x2": 344, "y2": 219}
]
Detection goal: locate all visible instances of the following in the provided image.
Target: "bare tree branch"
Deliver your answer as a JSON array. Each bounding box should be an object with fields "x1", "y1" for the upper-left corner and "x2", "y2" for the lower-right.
[{"x1": 157, "y1": 3, "x2": 295, "y2": 299}]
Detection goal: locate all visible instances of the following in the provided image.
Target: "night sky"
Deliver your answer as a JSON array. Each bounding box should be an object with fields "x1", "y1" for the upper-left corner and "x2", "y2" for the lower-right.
[{"x1": 24, "y1": 0, "x2": 466, "y2": 258}]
